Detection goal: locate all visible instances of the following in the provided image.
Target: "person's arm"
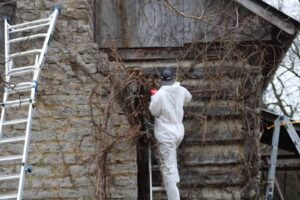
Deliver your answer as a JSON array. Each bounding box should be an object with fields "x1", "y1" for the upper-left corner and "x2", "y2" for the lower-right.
[
  {"x1": 184, "y1": 88, "x2": 192, "y2": 103},
  {"x1": 149, "y1": 92, "x2": 162, "y2": 117}
]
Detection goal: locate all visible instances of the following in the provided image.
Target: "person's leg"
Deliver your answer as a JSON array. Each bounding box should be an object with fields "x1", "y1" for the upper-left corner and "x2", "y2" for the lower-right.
[
  {"x1": 157, "y1": 142, "x2": 180, "y2": 200},
  {"x1": 164, "y1": 174, "x2": 180, "y2": 200}
]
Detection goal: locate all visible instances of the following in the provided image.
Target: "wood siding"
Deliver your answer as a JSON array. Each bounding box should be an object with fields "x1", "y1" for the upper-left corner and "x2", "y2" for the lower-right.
[{"x1": 95, "y1": 0, "x2": 272, "y2": 48}]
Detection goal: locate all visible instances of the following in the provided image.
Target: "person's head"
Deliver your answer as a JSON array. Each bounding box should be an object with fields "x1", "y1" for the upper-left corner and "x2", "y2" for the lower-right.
[{"x1": 160, "y1": 68, "x2": 175, "y2": 86}]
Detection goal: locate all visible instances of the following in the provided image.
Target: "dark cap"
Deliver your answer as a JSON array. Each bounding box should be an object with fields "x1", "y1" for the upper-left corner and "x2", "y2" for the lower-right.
[
  {"x1": 160, "y1": 68, "x2": 174, "y2": 81},
  {"x1": 160, "y1": 68, "x2": 175, "y2": 86}
]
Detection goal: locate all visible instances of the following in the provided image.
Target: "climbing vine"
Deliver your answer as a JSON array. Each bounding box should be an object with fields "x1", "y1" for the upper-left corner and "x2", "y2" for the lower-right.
[{"x1": 86, "y1": 1, "x2": 292, "y2": 200}]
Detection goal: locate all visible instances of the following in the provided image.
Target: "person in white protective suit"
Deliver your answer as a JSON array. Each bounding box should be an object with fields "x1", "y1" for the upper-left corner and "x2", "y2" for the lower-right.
[{"x1": 149, "y1": 68, "x2": 192, "y2": 200}]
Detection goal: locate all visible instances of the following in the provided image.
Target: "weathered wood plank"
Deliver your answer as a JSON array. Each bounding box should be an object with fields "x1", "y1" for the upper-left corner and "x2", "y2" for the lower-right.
[
  {"x1": 184, "y1": 100, "x2": 243, "y2": 117},
  {"x1": 235, "y1": 0, "x2": 296, "y2": 35},
  {"x1": 96, "y1": 0, "x2": 272, "y2": 48},
  {"x1": 127, "y1": 61, "x2": 260, "y2": 79},
  {"x1": 178, "y1": 144, "x2": 244, "y2": 165},
  {"x1": 135, "y1": 0, "x2": 184, "y2": 47},
  {"x1": 96, "y1": 0, "x2": 139, "y2": 47},
  {"x1": 181, "y1": 78, "x2": 247, "y2": 101},
  {"x1": 180, "y1": 187, "x2": 241, "y2": 200},
  {"x1": 183, "y1": 119, "x2": 243, "y2": 143},
  {"x1": 180, "y1": 166, "x2": 245, "y2": 186}
]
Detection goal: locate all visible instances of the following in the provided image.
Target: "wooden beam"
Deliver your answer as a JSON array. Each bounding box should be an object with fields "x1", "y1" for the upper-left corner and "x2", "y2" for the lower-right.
[{"x1": 235, "y1": 0, "x2": 296, "y2": 35}]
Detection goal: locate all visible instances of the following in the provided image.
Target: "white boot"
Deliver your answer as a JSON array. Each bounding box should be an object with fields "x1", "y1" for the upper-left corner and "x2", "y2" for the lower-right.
[{"x1": 164, "y1": 180, "x2": 180, "y2": 200}]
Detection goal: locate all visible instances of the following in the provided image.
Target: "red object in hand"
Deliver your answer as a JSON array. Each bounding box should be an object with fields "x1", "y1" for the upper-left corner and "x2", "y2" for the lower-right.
[{"x1": 150, "y1": 88, "x2": 157, "y2": 95}]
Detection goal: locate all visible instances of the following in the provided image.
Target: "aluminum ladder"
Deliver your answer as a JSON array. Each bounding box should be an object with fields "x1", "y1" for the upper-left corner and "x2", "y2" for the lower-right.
[
  {"x1": 0, "y1": 6, "x2": 60, "y2": 199},
  {"x1": 149, "y1": 143, "x2": 165, "y2": 200},
  {"x1": 265, "y1": 116, "x2": 300, "y2": 200}
]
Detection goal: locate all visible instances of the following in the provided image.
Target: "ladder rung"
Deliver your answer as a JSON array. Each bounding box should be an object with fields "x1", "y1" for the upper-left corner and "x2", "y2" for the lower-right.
[
  {"x1": 2, "y1": 118, "x2": 28, "y2": 126},
  {"x1": 152, "y1": 186, "x2": 165, "y2": 192},
  {"x1": 5, "y1": 82, "x2": 35, "y2": 93},
  {"x1": 0, "y1": 194, "x2": 18, "y2": 199},
  {"x1": 0, "y1": 136, "x2": 26, "y2": 144},
  {"x1": 9, "y1": 22, "x2": 50, "y2": 33},
  {"x1": 8, "y1": 17, "x2": 49, "y2": 30},
  {"x1": 8, "y1": 66, "x2": 37, "y2": 76},
  {"x1": 0, "y1": 155, "x2": 22, "y2": 162},
  {"x1": 9, "y1": 49, "x2": 41, "y2": 59},
  {"x1": 2, "y1": 98, "x2": 35, "y2": 108},
  {"x1": 9, "y1": 33, "x2": 47, "y2": 43},
  {"x1": 152, "y1": 164, "x2": 159, "y2": 170},
  {"x1": 0, "y1": 174, "x2": 20, "y2": 181}
]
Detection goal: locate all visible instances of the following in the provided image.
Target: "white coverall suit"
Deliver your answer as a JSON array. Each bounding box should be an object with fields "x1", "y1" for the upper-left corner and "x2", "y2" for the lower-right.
[{"x1": 149, "y1": 82, "x2": 192, "y2": 200}]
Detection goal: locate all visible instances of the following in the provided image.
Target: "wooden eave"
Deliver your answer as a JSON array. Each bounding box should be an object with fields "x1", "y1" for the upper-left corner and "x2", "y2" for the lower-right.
[{"x1": 235, "y1": 0, "x2": 300, "y2": 35}]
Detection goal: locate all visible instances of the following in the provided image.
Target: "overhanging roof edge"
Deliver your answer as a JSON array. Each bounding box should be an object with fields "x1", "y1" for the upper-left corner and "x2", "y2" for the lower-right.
[{"x1": 235, "y1": 0, "x2": 300, "y2": 35}]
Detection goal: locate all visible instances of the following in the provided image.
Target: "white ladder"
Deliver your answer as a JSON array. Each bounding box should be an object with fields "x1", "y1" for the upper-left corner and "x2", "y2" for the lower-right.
[
  {"x1": 149, "y1": 143, "x2": 165, "y2": 200},
  {"x1": 265, "y1": 116, "x2": 300, "y2": 200},
  {"x1": 0, "y1": 6, "x2": 60, "y2": 199}
]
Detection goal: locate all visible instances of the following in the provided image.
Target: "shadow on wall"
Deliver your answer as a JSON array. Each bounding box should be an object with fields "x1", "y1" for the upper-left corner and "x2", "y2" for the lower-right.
[{"x1": 0, "y1": 0, "x2": 16, "y2": 55}]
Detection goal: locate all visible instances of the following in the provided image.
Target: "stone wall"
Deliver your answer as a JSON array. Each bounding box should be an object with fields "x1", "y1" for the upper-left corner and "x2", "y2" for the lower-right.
[{"x1": 0, "y1": 0, "x2": 138, "y2": 199}]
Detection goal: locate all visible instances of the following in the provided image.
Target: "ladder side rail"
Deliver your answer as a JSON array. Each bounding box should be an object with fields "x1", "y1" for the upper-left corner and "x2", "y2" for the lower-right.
[
  {"x1": 15, "y1": 53, "x2": 39, "y2": 200},
  {"x1": 4, "y1": 19, "x2": 10, "y2": 78},
  {"x1": 17, "y1": 104, "x2": 34, "y2": 200},
  {"x1": 4, "y1": 18, "x2": 14, "y2": 83},
  {"x1": 283, "y1": 117, "x2": 300, "y2": 154},
  {"x1": 149, "y1": 143, "x2": 153, "y2": 200},
  {"x1": 265, "y1": 117, "x2": 281, "y2": 200},
  {"x1": 0, "y1": 19, "x2": 10, "y2": 139},
  {"x1": 33, "y1": 8, "x2": 59, "y2": 82},
  {"x1": 0, "y1": 106, "x2": 6, "y2": 139}
]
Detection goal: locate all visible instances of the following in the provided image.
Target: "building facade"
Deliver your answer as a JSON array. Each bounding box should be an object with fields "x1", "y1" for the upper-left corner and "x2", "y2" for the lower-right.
[{"x1": 0, "y1": 0, "x2": 299, "y2": 199}]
